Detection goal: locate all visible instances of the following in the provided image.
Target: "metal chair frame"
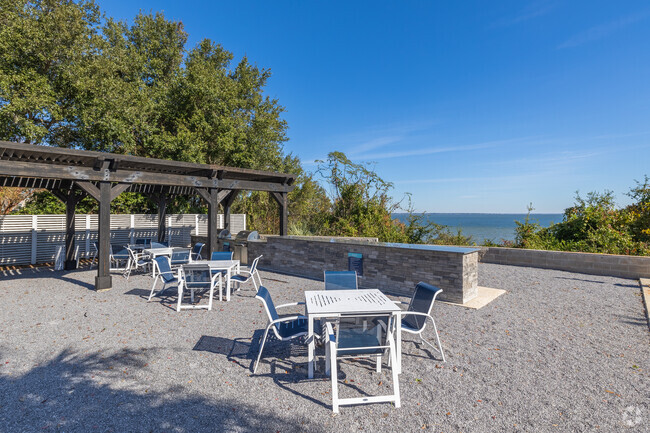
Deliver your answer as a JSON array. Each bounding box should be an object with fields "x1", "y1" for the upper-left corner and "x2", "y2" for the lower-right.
[
  {"x1": 253, "y1": 286, "x2": 307, "y2": 374},
  {"x1": 395, "y1": 282, "x2": 446, "y2": 362},
  {"x1": 324, "y1": 270, "x2": 359, "y2": 290},
  {"x1": 325, "y1": 314, "x2": 400, "y2": 413},
  {"x1": 148, "y1": 256, "x2": 179, "y2": 301},
  {"x1": 229, "y1": 255, "x2": 263, "y2": 291},
  {"x1": 123, "y1": 247, "x2": 150, "y2": 280},
  {"x1": 177, "y1": 264, "x2": 220, "y2": 312},
  {"x1": 191, "y1": 242, "x2": 205, "y2": 261}
]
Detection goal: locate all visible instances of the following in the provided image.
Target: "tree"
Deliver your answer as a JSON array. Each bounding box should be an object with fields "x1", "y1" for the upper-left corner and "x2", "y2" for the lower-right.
[
  {"x1": 0, "y1": 0, "x2": 103, "y2": 145},
  {"x1": 314, "y1": 151, "x2": 441, "y2": 243},
  {"x1": 0, "y1": 187, "x2": 33, "y2": 214},
  {"x1": 0, "y1": 0, "x2": 307, "y2": 221}
]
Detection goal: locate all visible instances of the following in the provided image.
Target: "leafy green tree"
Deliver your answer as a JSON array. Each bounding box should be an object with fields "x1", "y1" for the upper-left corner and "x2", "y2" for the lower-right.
[
  {"x1": 0, "y1": 0, "x2": 103, "y2": 145},
  {"x1": 1, "y1": 0, "x2": 315, "y2": 221},
  {"x1": 314, "y1": 151, "x2": 445, "y2": 243}
]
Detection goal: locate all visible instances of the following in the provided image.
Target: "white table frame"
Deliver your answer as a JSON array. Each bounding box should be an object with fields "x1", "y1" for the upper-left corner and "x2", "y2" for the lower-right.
[
  {"x1": 191, "y1": 260, "x2": 240, "y2": 301},
  {"x1": 305, "y1": 289, "x2": 402, "y2": 379}
]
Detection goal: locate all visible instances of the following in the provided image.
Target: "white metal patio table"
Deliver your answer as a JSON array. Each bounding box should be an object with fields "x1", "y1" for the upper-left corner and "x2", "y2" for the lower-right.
[
  {"x1": 192, "y1": 259, "x2": 240, "y2": 301},
  {"x1": 305, "y1": 289, "x2": 402, "y2": 379}
]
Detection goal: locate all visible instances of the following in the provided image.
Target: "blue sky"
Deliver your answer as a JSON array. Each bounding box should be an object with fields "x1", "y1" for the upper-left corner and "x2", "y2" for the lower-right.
[{"x1": 99, "y1": 1, "x2": 650, "y2": 213}]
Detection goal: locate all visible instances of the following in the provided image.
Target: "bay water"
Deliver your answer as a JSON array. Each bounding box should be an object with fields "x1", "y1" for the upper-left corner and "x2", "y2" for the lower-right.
[{"x1": 392, "y1": 213, "x2": 563, "y2": 243}]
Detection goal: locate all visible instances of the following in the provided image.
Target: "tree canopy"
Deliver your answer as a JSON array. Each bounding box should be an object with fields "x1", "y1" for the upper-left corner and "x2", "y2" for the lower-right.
[{"x1": 0, "y1": 0, "x2": 314, "y2": 223}]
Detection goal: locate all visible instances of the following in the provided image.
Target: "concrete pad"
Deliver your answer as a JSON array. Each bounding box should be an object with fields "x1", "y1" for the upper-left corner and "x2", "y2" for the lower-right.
[{"x1": 441, "y1": 286, "x2": 506, "y2": 309}]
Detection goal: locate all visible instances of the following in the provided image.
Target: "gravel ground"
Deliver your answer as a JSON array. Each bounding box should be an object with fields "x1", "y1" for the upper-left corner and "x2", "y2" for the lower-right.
[{"x1": 0, "y1": 263, "x2": 648, "y2": 432}]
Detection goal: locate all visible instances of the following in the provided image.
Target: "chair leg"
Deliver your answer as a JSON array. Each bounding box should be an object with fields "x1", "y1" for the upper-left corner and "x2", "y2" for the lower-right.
[
  {"x1": 330, "y1": 347, "x2": 339, "y2": 413},
  {"x1": 419, "y1": 331, "x2": 446, "y2": 362},
  {"x1": 253, "y1": 326, "x2": 272, "y2": 374},
  {"x1": 177, "y1": 282, "x2": 183, "y2": 312},
  {"x1": 430, "y1": 319, "x2": 446, "y2": 362},
  {"x1": 148, "y1": 275, "x2": 160, "y2": 301},
  {"x1": 376, "y1": 355, "x2": 382, "y2": 373},
  {"x1": 207, "y1": 283, "x2": 214, "y2": 311},
  {"x1": 389, "y1": 338, "x2": 401, "y2": 408}
]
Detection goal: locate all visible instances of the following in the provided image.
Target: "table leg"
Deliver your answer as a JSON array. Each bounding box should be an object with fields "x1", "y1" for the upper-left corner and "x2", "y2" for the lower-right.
[
  {"x1": 226, "y1": 267, "x2": 231, "y2": 301},
  {"x1": 396, "y1": 312, "x2": 402, "y2": 374},
  {"x1": 218, "y1": 271, "x2": 223, "y2": 302},
  {"x1": 308, "y1": 315, "x2": 314, "y2": 379}
]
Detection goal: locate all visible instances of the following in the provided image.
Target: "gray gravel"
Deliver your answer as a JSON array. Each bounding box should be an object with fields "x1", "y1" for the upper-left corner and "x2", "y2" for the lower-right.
[{"x1": 1, "y1": 263, "x2": 648, "y2": 432}]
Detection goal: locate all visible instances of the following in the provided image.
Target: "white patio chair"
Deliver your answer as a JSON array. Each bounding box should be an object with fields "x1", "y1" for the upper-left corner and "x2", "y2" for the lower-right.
[
  {"x1": 253, "y1": 286, "x2": 307, "y2": 373},
  {"x1": 394, "y1": 282, "x2": 445, "y2": 362},
  {"x1": 191, "y1": 242, "x2": 205, "y2": 261},
  {"x1": 148, "y1": 256, "x2": 180, "y2": 301},
  {"x1": 324, "y1": 270, "x2": 358, "y2": 290},
  {"x1": 177, "y1": 264, "x2": 221, "y2": 312},
  {"x1": 229, "y1": 254, "x2": 263, "y2": 291},
  {"x1": 123, "y1": 247, "x2": 150, "y2": 280},
  {"x1": 110, "y1": 244, "x2": 130, "y2": 271},
  {"x1": 170, "y1": 248, "x2": 191, "y2": 270},
  {"x1": 325, "y1": 313, "x2": 400, "y2": 413}
]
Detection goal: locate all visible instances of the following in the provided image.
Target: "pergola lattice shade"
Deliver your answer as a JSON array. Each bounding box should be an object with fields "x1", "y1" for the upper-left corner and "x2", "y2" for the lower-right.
[{"x1": 0, "y1": 141, "x2": 295, "y2": 290}]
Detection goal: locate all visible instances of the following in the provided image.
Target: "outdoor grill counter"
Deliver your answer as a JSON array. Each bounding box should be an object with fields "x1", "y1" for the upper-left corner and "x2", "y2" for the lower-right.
[
  {"x1": 232, "y1": 230, "x2": 259, "y2": 265},
  {"x1": 217, "y1": 229, "x2": 232, "y2": 252}
]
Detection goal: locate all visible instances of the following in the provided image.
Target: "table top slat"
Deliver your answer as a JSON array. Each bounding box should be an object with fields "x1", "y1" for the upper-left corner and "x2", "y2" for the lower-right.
[{"x1": 305, "y1": 289, "x2": 400, "y2": 315}]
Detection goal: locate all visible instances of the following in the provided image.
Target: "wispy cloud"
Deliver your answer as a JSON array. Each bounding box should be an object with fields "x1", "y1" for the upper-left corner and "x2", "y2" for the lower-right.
[
  {"x1": 351, "y1": 136, "x2": 537, "y2": 161},
  {"x1": 301, "y1": 120, "x2": 440, "y2": 164},
  {"x1": 394, "y1": 171, "x2": 556, "y2": 186},
  {"x1": 558, "y1": 10, "x2": 650, "y2": 49},
  {"x1": 490, "y1": 1, "x2": 556, "y2": 28},
  {"x1": 342, "y1": 120, "x2": 440, "y2": 156}
]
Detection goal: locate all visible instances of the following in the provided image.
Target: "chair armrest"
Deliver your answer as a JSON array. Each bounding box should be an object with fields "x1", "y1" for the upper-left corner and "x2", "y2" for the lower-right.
[
  {"x1": 269, "y1": 315, "x2": 307, "y2": 325},
  {"x1": 397, "y1": 311, "x2": 434, "y2": 326},
  {"x1": 276, "y1": 301, "x2": 306, "y2": 309},
  {"x1": 211, "y1": 272, "x2": 222, "y2": 285},
  {"x1": 398, "y1": 311, "x2": 432, "y2": 318}
]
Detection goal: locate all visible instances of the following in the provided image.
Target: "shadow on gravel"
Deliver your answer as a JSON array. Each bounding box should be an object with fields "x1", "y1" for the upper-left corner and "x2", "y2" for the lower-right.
[
  {"x1": 192, "y1": 333, "x2": 397, "y2": 412},
  {"x1": 616, "y1": 314, "x2": 648, "y2": 327},
  {"x1": 194, "y1": 335, "x2": 257, "y2": 371},
  {"x1": 57, "y1": 275, "x2": 96, "y2": 291},
  {"x1": 554, "y1": 276, "x2": 608, "y2": 284},
  {"x1": 123, "y1": 288, "x2": 152, "y2": 298},
  {"x1": 554, "y1": 276, "x2": 638, "y2": 288},
  {"x1": 1, "y1": 267, "x2": 113, "y2": 292},
  {"x1": 0, "y1": 347, "x2": 324, "y2": 432}
]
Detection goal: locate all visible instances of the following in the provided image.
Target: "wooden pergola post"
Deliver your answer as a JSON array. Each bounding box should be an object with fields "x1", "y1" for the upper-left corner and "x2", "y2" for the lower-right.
[
  {"x1": 270, "y1": 191, "x2": 288, "y2": 236},
  {"x1": 222, "y1": 190, "x2": 239, "y2": 233},
  {"x1": 50, "y1": 181, "x2": 84, "y2": 270},
  {"x1": 76, "y1": 177, "x2": 130, "y2": 291},
  {"x1": 154, "y1": 191, "x2": 168, "y2": 243},
  {"x1": 96, "y1": 181, "x2": 112, "y2": 290}
]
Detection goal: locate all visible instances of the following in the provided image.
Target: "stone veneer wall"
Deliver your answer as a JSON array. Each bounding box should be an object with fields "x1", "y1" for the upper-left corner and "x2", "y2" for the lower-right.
[
  {"x1": 479, "y1": 247, "x2": 650, "y2": 279},
  {"x1": 248, "y1": 236, "x2": 478, "y2": 304}
]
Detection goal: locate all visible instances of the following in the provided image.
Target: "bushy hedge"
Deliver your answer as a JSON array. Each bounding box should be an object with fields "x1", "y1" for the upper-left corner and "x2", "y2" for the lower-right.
[{"x1": 514, "y1": 177, "x2": 650, "y2": 256}]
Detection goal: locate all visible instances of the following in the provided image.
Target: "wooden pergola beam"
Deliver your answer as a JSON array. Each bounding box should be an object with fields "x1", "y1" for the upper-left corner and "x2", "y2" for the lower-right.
[{"x1": 0, "y1": 160, "x2": 293, "y2": 192}]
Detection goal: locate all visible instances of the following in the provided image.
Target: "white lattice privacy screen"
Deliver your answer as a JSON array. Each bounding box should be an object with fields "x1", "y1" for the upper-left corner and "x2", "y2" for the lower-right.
[{"x1": 0, "y1": 213, "x2": 246, "y2": 265}]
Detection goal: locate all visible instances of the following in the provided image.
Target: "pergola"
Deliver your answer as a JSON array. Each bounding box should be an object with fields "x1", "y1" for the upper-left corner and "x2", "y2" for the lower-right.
[{"x1": 0, "y1": 141, "x2": 295, "y2": 290}]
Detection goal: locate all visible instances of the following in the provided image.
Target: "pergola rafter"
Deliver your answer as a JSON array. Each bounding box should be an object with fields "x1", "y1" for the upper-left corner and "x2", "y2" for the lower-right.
[{"x1": 0, "y1": 141, "x2": 295, "y2": 290}]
